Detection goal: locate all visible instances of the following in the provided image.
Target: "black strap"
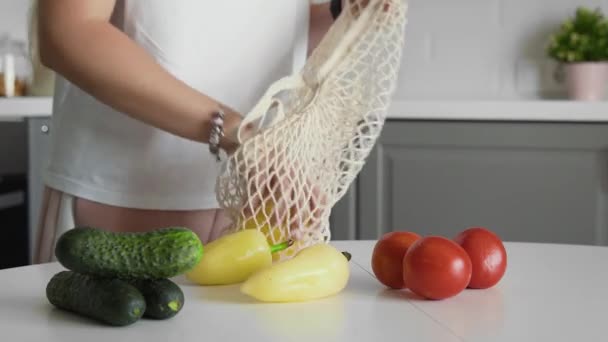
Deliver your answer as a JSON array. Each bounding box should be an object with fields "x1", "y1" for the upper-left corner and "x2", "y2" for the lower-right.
[{"x1": 330, "y1": 0, "x2": 343, "y2": 20}]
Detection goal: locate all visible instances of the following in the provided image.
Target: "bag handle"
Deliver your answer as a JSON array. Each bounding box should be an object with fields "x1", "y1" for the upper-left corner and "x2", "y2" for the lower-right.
[
  {"x1": 238, "y1": 74, "x2": 305, "y2": 142},
  {"x1": 236, "y1": 0, "x2": 386, "y2": 143},
  {"x1": 317, "y1": 0, "x2": 380, "y2": 80}
]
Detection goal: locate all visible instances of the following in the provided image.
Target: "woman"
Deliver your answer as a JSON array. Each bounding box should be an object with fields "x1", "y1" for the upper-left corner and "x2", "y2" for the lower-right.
[{"x1": 32, "y1": 0, "x2": 340, "y2": 263}]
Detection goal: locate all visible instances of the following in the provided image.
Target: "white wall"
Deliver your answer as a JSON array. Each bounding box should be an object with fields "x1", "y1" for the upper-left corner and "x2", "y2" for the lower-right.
[
  {"x1": 395, "y1": 0, "x2": 608, "y2": 100},
  {"x1": 3, "y1": 0, "x2": 606, "y2": 101},
  {"x1": 0, "y1": 0, "x2": 31, "y2": 42}
]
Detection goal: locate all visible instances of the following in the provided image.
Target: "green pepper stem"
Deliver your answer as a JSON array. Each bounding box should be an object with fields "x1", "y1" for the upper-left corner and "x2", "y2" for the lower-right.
[{"x1": 270, "y1": 240, "x2": 294, "y2": 254}]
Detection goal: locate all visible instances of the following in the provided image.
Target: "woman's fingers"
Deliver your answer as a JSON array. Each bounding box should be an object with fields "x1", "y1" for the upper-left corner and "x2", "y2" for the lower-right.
[
  {"x1": 310, "y1": 182, "x2": 329, "y2": 220},
  {"x1": 240, "y1": 151, "x2": 330, "y2": 242}
]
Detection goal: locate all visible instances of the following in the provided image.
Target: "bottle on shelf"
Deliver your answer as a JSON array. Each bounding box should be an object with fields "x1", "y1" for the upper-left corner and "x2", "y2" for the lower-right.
[{"x1": 0, "y1": 34, "x2": 32, "y2": 97}]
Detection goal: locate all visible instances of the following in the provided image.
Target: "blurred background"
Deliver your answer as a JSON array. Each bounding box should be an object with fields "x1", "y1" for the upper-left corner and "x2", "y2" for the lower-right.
[{"x1": 3, "y1": 0, "x2": 608, "y2": 270}]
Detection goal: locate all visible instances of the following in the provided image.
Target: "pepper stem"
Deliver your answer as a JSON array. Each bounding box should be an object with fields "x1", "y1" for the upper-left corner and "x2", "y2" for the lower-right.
[{"x1": 270, "y1": 240, "x2": 294, "y2": 254}]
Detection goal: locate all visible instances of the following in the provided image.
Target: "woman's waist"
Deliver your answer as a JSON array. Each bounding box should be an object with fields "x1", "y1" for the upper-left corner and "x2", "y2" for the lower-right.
[{"x1": 73, "y1": 195, "x2": 223, "y2": 233}]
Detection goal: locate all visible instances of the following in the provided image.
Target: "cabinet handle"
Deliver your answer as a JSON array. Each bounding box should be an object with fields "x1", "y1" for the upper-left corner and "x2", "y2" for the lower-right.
[{"x1": 41, "y1": 125, "x2": 49, "y2": 134}]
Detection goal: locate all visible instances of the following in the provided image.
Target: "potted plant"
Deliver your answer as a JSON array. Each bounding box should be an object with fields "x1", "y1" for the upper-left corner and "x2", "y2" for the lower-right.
[{"x1": 547, "y1": 7, "x2": 608, "y2": 101}]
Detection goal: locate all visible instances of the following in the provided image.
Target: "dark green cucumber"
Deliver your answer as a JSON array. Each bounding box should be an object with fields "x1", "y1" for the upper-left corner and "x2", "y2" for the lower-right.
[
  {"x1": 46, "y1": 271, "x2": 146, "y2": 326},
  {"x1": 55, "y1": 226, "x2": 203, "y2": 279},
  {"x1": 128, "y1": 278, "x2": 185, "y2": 319}
]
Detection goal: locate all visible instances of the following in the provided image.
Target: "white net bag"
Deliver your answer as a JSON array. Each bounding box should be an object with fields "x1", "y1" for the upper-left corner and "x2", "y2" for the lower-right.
[{"x1": 216, "y1": 0, "x2": 409, "y2": 261}]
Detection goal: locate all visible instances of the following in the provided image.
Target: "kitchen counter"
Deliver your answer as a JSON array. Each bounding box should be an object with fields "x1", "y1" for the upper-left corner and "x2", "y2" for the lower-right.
[
  {"x1": 1, "y1": 240, "x2": 607, "y2": 341},
  {"x1": 3, "y1": 97, "x2": 608, "y2": 122},
  {"x1": 0, "y1": 97, "x2": 53, "y2": 121},
  {"x1": 388, "y1": 99, "x2": 608, "y2": 122}
]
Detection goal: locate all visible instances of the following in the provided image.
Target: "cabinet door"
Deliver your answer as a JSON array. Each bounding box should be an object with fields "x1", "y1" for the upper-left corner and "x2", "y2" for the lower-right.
[
  {"x1": 27, "y1": 117, "x2": 51, "y2": 263},
  {"x1": 329, "y1": 183, "x2": 357, "y2": 240},
  {"x1": 358, "y1": 120, "x2": 608, "y2": 246}
]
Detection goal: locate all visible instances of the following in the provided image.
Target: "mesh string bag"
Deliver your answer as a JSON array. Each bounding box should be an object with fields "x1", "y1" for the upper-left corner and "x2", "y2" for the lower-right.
[{"x1": 216, "y1": 0, "x2": 409, "y2": 261}]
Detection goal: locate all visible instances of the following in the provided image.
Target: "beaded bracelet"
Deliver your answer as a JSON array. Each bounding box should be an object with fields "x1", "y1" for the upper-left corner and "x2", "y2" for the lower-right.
[{"x1": 209, "y1": 109, "x2": 225, "y2": 162}]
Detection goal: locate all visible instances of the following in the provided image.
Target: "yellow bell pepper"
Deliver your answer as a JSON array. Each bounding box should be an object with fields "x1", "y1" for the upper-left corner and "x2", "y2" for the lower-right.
[
  {"x1": 241, "y1": 199, "x2": 316, "y2": 262},
  {"x1": 185, "y1": 229, "x2": 290, "y2": 286},
  {"x1": 240, "y1": 243, "x2": 351, "y2": 302},
  {"x1": 242, "y1": 203, "x2": 286, "y2": 262}
]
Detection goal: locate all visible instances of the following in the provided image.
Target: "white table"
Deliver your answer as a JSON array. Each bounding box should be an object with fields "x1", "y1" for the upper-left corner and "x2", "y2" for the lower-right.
[{"x1": 1, "y1": 240, "x2": 606, "y2": 341}]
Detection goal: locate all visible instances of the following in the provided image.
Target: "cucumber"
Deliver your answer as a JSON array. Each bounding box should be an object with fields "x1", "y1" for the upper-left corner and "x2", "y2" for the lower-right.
[
  {"x1": 129, "y1": 278, "x2": 185, "y2": 319},
  {"x1": 55, "y1": 226, "x2": 203, "y2": 279},
  {"x1": 46, "y1": 271, "x2": 146, "y2": 326}
]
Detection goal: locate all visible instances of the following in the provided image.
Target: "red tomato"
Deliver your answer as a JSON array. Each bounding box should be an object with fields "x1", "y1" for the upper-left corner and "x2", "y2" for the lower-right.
[
  {"x1": 454, "y1": 227, "x2": 507, "y2": 289},
  {"x1": 371, "y1": 231, "x2": 421, "y2": 289},
  {"x1": 403, "y1": 236, "x2": 472, "y2": 300}
]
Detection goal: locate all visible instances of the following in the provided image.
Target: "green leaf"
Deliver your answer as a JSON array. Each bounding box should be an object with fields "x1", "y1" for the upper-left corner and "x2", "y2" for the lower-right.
[{"x1": 547, "y1": 6, "x2": 608, "y2": 62}]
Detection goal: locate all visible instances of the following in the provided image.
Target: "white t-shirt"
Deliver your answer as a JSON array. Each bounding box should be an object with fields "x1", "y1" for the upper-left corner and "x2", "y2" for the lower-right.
[{"x1": 44, "y1": 0, "x2": 313, "y2": 210}]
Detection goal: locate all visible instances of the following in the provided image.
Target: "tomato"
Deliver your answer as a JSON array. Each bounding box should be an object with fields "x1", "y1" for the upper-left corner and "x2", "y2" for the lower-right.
[
  {"x1": 371, "y1": 231, "x2": 421, "y2": 289},
  {"x1": 454, "y1": 227, "x2": 507, "y2": 289},
  {"x1": 403, "y1": 236, "x2": 472, "y2": 300}
]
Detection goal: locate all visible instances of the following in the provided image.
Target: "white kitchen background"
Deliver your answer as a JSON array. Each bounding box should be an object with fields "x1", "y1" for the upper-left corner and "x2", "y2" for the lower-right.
[
  {"x1": 3, "y1": 0, "x2": 608, "y2": 174},
  {"x1": 2, "y1": 0, "x2": 608, "y2": 157},
  {"x1": 0, "y1": 0, "x2": 30, "y2": 175},
  {"x1": 3, "y1": 0, "x2": 608, "y2": 263},
  {"x1": 3, "y1": 0, "x2": 608, "y2": 97}
]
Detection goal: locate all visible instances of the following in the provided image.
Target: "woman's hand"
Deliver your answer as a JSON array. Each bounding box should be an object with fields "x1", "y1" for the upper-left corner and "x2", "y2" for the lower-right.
[{"x1": 236, "y1": 145, "x2": 329, "y2": 242}]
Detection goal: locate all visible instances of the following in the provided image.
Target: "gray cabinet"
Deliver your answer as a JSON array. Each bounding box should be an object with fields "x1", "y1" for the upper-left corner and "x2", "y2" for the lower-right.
[
  {"x1": 331, "y1": 120, "x2": 608, "y2": 246},
  {"x1": 27, "y1": 117, "x2": 51, "y2": 262},
  {"x1": 23, "y1": 117, "x2": 608, "y2": 247},
  {"x1": 329, "y1": 185, "x2": 357, "y2": 240}
]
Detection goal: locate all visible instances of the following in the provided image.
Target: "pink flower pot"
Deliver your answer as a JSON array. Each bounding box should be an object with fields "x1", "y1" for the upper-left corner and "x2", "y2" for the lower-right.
[{"x1": 564, "y1": 62, "x2": 608, "y2": 101}]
